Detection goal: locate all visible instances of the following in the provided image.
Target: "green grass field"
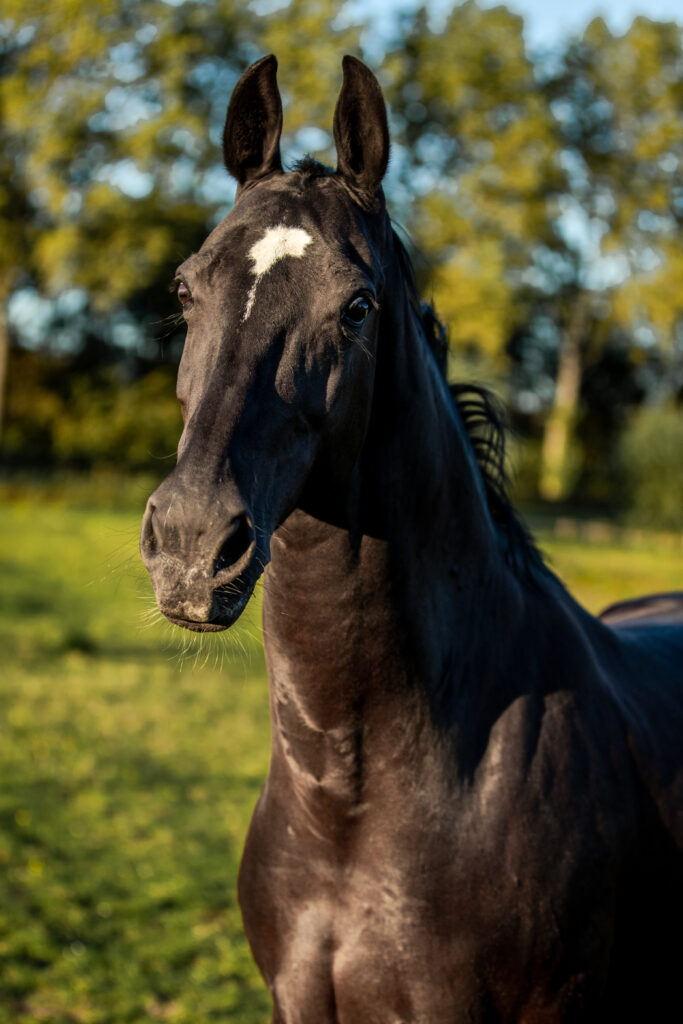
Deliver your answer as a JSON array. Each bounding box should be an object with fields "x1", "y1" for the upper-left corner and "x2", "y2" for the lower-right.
[{"x1": 1, "y1": 500, "x2": 681, "y2": 1022}]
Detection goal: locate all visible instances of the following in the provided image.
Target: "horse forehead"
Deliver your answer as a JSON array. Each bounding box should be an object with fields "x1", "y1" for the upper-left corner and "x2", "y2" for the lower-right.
[
  {"x1": 247, "y1": 224, "x2": 313, "y2": 276},
  {"x1": 240, "y1": 223, "x2": 315, "y2": 322}
]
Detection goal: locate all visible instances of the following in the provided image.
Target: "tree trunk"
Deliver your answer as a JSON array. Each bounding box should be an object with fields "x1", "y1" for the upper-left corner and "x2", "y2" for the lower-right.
[{"x1": 539, "y1": 293, "x2": 590, "y2": 502}]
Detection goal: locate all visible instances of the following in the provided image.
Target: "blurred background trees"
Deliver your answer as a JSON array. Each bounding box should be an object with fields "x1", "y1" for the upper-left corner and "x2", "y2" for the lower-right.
[{"x1": 1, "y1": 0, "x2": 681, "y2": 525}]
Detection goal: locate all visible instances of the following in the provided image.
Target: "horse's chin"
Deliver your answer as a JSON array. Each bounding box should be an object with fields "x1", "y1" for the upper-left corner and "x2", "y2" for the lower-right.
[
  {"x1": 162, "y1": 614, "x2": 231, "y2": 633},
  {"x1": 157, "y1": 572, "x2": 258, "y2": 632}
]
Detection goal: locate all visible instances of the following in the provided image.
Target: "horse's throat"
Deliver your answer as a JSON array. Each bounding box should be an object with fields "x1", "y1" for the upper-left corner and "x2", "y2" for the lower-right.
[
  {"x1": 271, "y1": 688, "x2": 365, "y2": 806},
  {"x1": 262, "y1": 515, "x2": 430, "y2": 810}
]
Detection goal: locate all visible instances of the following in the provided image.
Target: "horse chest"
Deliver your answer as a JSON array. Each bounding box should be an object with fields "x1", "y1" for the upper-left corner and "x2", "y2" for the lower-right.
[{"x1": 240, "y1": 758, "x2": 623, "y2": 1024}]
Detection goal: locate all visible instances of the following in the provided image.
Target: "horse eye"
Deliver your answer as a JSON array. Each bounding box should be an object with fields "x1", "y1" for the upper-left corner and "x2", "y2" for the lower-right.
[
  {"x1": 342, "y1": 296, "x2": 371, "y2": 330},
  {"x1": 177, "y1": 281, "x2": 192, "y2": 308}
]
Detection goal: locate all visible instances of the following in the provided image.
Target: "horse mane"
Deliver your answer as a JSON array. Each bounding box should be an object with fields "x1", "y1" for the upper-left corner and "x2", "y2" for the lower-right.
[
  {"x1": 292, "y1": 155, "x2": 334, "y2": 178},
  {"x1": 392, "y1": 230, "x2": 546, "y2": 582},
  {"x1": 448, "y1": 383, "x2": 546, "y2": 580},
  {"x1": 294, "y1": 157, "x2": 545, "y2": 581}
]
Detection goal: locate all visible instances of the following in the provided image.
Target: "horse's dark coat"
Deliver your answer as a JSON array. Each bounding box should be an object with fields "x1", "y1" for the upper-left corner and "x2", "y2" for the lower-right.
[{"x1": 141, "y1": 55, "x2": 683, "y2": 1022}]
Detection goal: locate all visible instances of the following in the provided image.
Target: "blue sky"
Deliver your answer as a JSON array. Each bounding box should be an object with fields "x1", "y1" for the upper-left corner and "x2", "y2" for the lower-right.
[
  {"x1": 360, "y1": 0, "x2": 682, "y2": 52},
  {"x1": 478, "y1": 0, "x2": 682, "y2": 49}
]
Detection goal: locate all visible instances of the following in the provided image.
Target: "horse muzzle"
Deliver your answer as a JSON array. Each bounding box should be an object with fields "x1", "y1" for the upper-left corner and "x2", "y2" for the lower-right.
[{"x1": 140, "y1": 481, "x2": 262, "y2": 631}]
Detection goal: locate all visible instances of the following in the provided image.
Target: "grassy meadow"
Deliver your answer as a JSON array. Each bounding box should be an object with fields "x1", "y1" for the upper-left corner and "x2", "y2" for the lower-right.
[{"x1": 1, "y1": 494, "x2": 681, "y2": 1022}]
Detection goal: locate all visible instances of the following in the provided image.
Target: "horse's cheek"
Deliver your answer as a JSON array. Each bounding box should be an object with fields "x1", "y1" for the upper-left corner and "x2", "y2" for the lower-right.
[{"x1": 325, "y1": 357, "x2": 374, "y2": 449}]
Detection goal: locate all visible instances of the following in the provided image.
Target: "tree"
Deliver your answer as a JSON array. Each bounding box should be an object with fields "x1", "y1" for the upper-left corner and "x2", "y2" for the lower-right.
[
  {"x1": 0, "y1": 0, "x2": 252, "y2": 306},
  {"x1": 0, "y1": 21, "x2": 35, "y2": 440},
  {"x1": 0, "y1": 0, "x2": 362, "y2": 309},
  {"x1": 0, "y1": 0, "x2": 363, "y2": 448},
  {"x1": 535, "y1": 16, "x2": 683, "y2": 500},
  {"x1": 386, "y1": 2, "x2": 561, "y2": 363}
]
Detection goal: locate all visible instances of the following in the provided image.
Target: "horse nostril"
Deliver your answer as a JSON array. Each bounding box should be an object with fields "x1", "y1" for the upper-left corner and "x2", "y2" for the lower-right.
[
  {"x1": 141, "y1": 501, "x2": 159, "y2": 555},
  {"x1": 214, "y1": 515, "x2": 254, "y2": 575}
]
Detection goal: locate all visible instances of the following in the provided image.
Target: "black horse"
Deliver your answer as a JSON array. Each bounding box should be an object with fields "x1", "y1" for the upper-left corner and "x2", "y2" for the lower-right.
[{"x1": 141, "y1": 56, "x2": 683, "y2": 1022}]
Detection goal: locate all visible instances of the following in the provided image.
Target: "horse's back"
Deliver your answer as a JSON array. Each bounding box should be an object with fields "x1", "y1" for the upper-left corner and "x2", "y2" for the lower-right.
[
  {"x1": 599, "y1": 590, "x2": 683, "y2": 627},
  {"x1": 597, "y1": 592, "x2": 683, "y2": 852}
]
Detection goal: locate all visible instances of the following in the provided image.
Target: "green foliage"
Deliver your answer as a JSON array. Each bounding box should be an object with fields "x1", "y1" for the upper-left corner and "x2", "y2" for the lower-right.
[
  {"x1": 4, "y1": 349, "x2": 181, "y2": 471},
  {"x1": 0, "y1": 0, "x2": 249, "y2": 301},
  {"x1": 0, "y1": 0, "x2": 362, "y2": 307},
  {"x1": 387, "y1": 2, "x2": 560, "y2": 356},
  {"x1": 3, "y1": 350, "x2": 68, "y2": 461},
  {"x1": 507, "y1": 437, "x2": 538, "y2": 504},
  {"x1": 550, "y1": 17, "x2": 683, "y2": 344},
  {"x1": 1, "y1": 1, "x2": 682, "y2": 502},
  {"x1": 0, "y1": 0, "x2": 366, "y2": 459},
  {"x1": 618, "y1": 403, "x2": 683, "y2": 530},
  {"x1": 527, "y1": 18, "x2": 683, "y2": 503},
  {"x1": 54, "y1": 369, "x2": 183, "y2": 470}
]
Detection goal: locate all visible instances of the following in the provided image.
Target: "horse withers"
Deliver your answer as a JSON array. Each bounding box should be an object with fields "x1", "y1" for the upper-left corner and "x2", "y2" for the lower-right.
[{"x1": 141, "y1": 55, "x2": 683, "y2": 1022}]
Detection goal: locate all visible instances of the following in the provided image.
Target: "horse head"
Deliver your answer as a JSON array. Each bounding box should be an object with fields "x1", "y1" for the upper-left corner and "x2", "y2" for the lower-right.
[{"x1": 141, "y1": 55, "x2": 391, "y2": 631}]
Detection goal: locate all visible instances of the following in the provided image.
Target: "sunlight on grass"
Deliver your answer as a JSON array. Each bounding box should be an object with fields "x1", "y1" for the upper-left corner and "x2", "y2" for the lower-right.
[
  {"x1": 0, "y1": 504, "x2": 270, "y2": 1024},
  {"x1": 538, "y1": 532, "x2": 683, "y2": 614}
]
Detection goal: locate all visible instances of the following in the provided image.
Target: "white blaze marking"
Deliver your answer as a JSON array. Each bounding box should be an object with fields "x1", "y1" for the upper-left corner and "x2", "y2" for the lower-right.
[{"x1": 242, "y1": 224, "x2": 313, "y2": 321}]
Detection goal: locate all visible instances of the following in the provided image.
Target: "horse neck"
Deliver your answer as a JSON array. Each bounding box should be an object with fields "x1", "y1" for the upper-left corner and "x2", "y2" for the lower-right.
[
  {"x1": 262, "y1": 246, "x2": 514, "y2": 749},
  {"x1": 358, "y1": 259, "x2": 500, "y2": 585}
]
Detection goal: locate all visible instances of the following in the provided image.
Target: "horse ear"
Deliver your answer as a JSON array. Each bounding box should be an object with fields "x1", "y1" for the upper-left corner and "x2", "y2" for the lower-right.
[
  {"x1": 223, "y1": 54, "x2": 283, "y2": 186},
  {"x1": 333, "y1": 55, "x2": 389, "y2": 195}
]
